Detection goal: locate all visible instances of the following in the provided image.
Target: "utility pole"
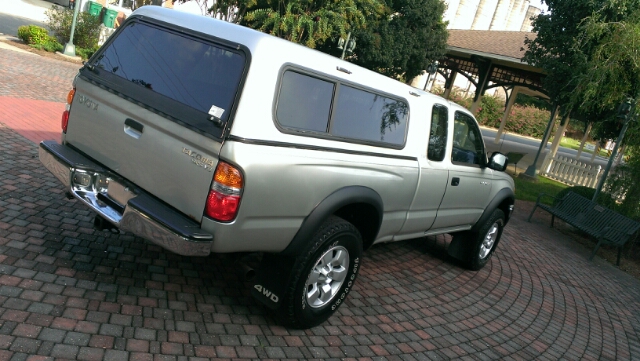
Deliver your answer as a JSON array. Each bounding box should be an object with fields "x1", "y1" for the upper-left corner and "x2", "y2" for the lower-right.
[
  {"x1": 338, "y1": 32, "x2": 356, "y2": 60},
  {"x1": 423, "y1": 61, "x2": 439, "y2": 91},
  {"x1": 62, "y1": 0, "x2": 81, "y2": 57}
]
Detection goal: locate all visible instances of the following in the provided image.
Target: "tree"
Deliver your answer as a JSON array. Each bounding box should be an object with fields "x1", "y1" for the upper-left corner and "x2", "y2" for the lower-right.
[
  {"x1": 173, "y1": 0, "x2": 253, "y2": 22},
  {"x1": 176, "y1": 0, "x2": 446, "y2": 80},
  {"x1": 176, "y1": 0, "x2": 383, "y2": 48},
  {"x1": 523, "y1": 0, "x2": 593, "y2": 108},
  {"x1": 572, "y1": 8, "x2": 640, "y2": 111},
  {"x1": 241, "y1": 0, "x2": 382, "y2": 48},
  {"x1": 525, "y1": 0, "x2": 640, "y2": 135},
  {"x1": 317, "y1": 0, "x2": 448, "y2": 80},
  {"x1": 571, "y1": 4, "x2": 640, "y2": 214}
]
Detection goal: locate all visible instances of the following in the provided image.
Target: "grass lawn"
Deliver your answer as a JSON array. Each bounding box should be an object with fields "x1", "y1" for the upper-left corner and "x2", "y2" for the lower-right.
[
  {"x1": 555, "y1": 137, "x2": 610, "y2": 157},
  {"x1": 509, "y1": 171, "x2": 567, "y2": 203}
]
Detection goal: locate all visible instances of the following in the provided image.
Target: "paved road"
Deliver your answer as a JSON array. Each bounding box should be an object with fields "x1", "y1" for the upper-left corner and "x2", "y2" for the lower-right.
[
  {"x1": 2, "y1": 46, "x2": 640, "y2": 360},
  {"x1": 0, "y1": 14, "x2": 46, "y2": 37},
  {"x1": 481, "y1": 128, "x2": 609, "y2": 173}
]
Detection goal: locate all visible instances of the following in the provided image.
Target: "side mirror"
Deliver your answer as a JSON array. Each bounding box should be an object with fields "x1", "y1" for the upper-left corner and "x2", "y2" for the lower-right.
[{"x1": 488, "y1": 152, "x2": 508, "y2": 172}]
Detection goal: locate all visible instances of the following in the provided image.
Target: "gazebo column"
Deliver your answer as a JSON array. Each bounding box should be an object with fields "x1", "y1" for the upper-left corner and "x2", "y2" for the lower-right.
[
  {"x1": 543, "y1": 111, "x2": 570, "y2": 172},
  {"x1": 576, "y1": 122, "x2": 593, "y2": 159},
  {"x1": 494, "y1": 87, "x2": 519, "y2": 143},
  {"x1": 470, "y1": 57, "x2": 492, "y2": 113},
  {"x1": 443, "y1": 71, "x2": 458, "y2": 99},
  {"x1": 524, "y1": 104, "x2": 559, "y2": 178}
]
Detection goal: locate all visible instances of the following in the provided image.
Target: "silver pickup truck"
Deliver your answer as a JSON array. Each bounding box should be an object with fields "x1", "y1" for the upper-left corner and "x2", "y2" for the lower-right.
[{"x1": 39, "y1": 6, "x2": 515, "y2": 329}]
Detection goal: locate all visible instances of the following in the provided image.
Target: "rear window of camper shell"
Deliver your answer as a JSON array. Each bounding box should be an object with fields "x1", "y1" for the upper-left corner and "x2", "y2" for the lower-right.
[{"x1": 85, "y1": 20, "x2": 247, "y2": 138}]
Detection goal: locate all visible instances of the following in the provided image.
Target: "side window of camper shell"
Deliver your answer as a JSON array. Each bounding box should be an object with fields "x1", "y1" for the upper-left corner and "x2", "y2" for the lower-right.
[{"x1": 276, "y1": 70, "x2": 408, "y2": 147}]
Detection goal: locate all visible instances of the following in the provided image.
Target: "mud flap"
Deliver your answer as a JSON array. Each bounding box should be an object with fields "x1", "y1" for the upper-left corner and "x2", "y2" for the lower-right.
[
  {"x1": 250, "y1": 253, "x2": 295, "y2": 310},
  {"x1": 447, "y1": 233, "x2": 470, "y2": 261}
]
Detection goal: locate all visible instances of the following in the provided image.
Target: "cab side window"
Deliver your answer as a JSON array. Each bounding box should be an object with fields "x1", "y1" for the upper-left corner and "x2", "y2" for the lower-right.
[
  {"x1": 428, "y1": 104, "x2": 448, "y2": 161},
  {"x1": 452, "y1": 111, "x2": 485, "y2": 166}
]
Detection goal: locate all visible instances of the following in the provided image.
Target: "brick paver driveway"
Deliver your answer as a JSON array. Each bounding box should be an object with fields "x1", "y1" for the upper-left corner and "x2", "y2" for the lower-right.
[{"x1": 1, "y1": 46, "x2": 640, "y2": 361}]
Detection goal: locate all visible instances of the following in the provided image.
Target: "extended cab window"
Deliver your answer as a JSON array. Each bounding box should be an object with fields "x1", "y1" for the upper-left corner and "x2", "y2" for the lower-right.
[
  {"x1": 87, "y1": 21, "x2": 246, "y2": 137},
  {"x1": 428, "y1": 104, "x2": 448, "y2": 161},
  {"x1": 452, "y1": 111, "x2": 485, "y2": 166},
  {"x1": 276, "y1": 70, "x2": 408, "y2": 147}
]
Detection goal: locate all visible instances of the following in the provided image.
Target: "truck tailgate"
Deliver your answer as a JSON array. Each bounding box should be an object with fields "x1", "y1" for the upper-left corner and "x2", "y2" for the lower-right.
[
  {"x1": 65, "y1": 78, "x2": 222, "y2": 222},
  {"x1": 63, "y1": 18, "x2": 247, "y2": 222}
]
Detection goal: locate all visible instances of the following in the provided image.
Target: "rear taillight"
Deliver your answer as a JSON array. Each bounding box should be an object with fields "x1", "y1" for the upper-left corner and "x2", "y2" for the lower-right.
[
  {"x1": 204, "y1": 162, "x2": 243, "y2": 222},
  {"x1": 62, "y1": 89, "x2": 75, "y2": 133},
  {"x1": 61, "y1": 110, "x2": 70, "y2": 132}
]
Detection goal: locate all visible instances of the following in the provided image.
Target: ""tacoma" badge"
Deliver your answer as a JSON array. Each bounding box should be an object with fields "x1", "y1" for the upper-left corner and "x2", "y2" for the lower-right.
[
  {"x1": 182, "y1": 147, "x2": 215, "y2": 172},
  {"x1": 77, "y1": 95, "x2": 99, "y2": 111}
]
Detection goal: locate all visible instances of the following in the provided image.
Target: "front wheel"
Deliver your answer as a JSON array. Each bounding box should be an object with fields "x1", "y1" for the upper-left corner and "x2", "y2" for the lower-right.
[
  {"x1": 459, "y1": 209, "x2": 505, "y2": 270},
  {"x1": 277, "y1": 216, "x2": 362, "y2": 329}
]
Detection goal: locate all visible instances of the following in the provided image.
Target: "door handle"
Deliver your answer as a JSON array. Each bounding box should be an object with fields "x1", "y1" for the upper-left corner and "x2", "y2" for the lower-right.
[
  {"x1": 451, "y1": 177, "x2": 460, "y2": 186},
  {"x1": 124, "y1": 118, "x2": 143, "y2": 139}
]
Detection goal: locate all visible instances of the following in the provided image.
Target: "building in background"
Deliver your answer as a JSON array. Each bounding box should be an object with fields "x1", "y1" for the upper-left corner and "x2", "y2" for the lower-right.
[
  {"x1": 414, "y1": 0, "x2": 544, "y2": 99},
  {"x1": 444, "y1": 0, "x2": 541, "y2": 32}
]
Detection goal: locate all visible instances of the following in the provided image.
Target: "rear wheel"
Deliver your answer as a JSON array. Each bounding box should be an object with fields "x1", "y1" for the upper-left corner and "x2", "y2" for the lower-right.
[
  {"x1": 277, "y1": 216, "x2": 362, "y2": 329},
  {"x1": 460, "y1": 209, "x2": 505, "y2": 270}
]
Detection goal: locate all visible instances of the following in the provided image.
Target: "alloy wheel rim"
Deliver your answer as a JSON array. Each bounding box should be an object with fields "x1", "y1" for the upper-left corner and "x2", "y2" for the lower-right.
[
  {"x1": 305, "y1": 245, "x2": 349, "y2": 308},
  {"x1": 479, "y1": 223, "x2": 499, "y2": 259}
]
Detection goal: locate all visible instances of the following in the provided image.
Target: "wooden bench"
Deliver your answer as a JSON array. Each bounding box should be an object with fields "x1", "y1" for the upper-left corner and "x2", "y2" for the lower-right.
[{"x1": 527, "y1": 191, "x2": 640, "y2": 265}]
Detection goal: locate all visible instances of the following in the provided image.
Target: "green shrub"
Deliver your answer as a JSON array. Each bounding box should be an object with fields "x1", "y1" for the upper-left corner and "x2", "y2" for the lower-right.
[
  {"x1": 603, "y1": 156, "x2": 640, "y2": 221},
  {"x1": 507, "y1": 105, "x2": 553, "y2": 139},
  {"x1": 433, "y1": 87, "x2": 473, "y2": 108},
  {"x1": 46, "y1": 5, "x2": 102, "y2": 50},
  {"x1": 432, "y1": 87, "x2": 553, "y2": 139},
  {"x1": 474, "y1": 95, "x2": 503, "y2": 127},
  {"x1": 33, "y1": 36, "x2": 64, "y2": 53},
  {"x1": 45, "y1": 37, "x2": 64, "y2": 52},
  {"x1": 76, "y1": 46, "x2": 99, "y2": 60},
  {"x1": 17, "y1": 25, "x2": 50, "y2": 46}
]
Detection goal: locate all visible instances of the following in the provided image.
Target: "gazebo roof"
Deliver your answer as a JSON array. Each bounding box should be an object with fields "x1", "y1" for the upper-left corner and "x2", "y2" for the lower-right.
[
  {"x1": 440, "y1": 29, "x2": 547, "y2": 98},
  {"x1": 447, "y1": 30, "x2": 536, "y2": 61}
]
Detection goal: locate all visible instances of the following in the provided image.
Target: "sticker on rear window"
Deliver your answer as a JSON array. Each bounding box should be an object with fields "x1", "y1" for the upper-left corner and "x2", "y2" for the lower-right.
[{"x1": 208, "y1": 105, "x2": 225, "y2": 119}]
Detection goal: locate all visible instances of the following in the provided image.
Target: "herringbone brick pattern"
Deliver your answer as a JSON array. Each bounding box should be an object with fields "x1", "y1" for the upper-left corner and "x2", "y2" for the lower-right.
[{"x1": 1, "y1": 46, "x2": 640, "y2": 360}]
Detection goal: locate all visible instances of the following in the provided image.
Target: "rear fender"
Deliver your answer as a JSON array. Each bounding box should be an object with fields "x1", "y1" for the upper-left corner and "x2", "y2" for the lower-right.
[
  {"x1": 281, "y1": 186, "x2": 383, "y2": 256},
  {"x1": 251, "y1": 186, "x2": 383, "y2": 310}
]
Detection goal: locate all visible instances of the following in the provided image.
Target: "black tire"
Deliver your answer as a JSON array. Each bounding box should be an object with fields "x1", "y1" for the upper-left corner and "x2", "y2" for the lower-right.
[
  {"x1": 463, "y1": 209, "x2": 505, "y2": 271},
  {"x1": 276, "y1": 216, "x2": 363, "y2": 329}
]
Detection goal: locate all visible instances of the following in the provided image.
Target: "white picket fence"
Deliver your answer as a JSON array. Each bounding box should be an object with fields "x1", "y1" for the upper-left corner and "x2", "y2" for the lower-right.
[{"x1": 540, "y1": 154, "x2": 603, "y2": 188}]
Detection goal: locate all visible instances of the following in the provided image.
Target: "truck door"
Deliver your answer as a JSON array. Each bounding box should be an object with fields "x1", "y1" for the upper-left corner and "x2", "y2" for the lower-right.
[
  {"x1": 430, "y1": 111, "x2": 492, "y2": 230},
  {"x1": 398, "y1": 104, "x2": 449, "y2": 239}
]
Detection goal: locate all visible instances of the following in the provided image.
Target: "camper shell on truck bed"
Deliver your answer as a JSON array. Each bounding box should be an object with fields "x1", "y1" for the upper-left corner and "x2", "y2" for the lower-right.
[{"x1": 39, "y1": 6, "x2": 515, "y2": 329}]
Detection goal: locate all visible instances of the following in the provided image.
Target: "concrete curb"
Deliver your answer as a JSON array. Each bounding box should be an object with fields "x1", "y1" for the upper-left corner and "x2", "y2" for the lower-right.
[{"x1": 0, "y1": 34, "x2": 39, "y2": 55}]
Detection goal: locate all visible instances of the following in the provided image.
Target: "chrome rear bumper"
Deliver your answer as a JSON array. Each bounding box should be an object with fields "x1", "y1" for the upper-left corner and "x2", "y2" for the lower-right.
[{"x1": 39, "y1": 140, "x2": 213, "y2": 257}]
